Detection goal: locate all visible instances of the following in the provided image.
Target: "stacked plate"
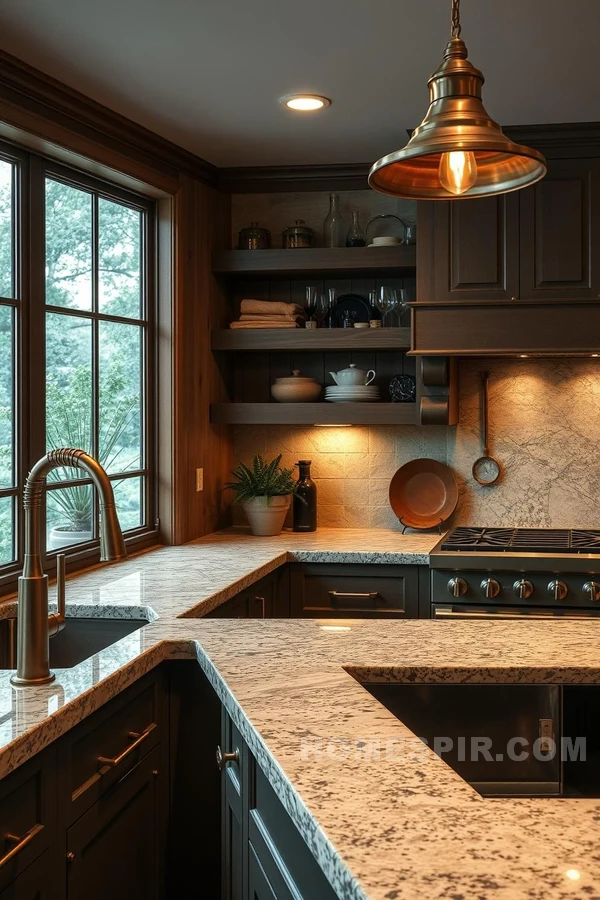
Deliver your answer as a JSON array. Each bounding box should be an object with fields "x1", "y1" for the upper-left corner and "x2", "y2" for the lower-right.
[
  {"x1": 325, "y1": 385, "x2": 380, "y2": 403},
  {"x1": 368, "y1": 236, "x2": 403, "y2": 248}
]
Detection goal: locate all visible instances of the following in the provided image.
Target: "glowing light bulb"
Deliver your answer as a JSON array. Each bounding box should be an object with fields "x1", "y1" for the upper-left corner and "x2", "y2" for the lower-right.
[
  {"x1": 438, "y1": 151, "x2": 478, "y2": 195},
  {"x1": 565, "y1": 869, "x2": 581, "y2": 881}
]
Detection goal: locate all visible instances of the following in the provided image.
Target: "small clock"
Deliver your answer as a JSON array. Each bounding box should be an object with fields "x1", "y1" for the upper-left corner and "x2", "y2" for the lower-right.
[{"x1": 389, "y1": 374, "x2": 416, "y2": 403}]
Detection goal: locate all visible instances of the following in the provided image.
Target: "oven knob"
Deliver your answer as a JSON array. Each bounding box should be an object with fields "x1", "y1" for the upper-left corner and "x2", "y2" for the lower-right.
[
  {"x1": 447, "y1": 577, "x2": 468, "y2": 597},
  {"x1": 547, "y1": 580, "x2": 568, "y2": 601},
  {"x1": 513, "y1": 579, "x2": 534, "y2": 600},
  {"x1": 480, "y1": 578, "x2": 501, "y2": 599},
  {"x1": 583, "y1": 581, "x2": 600, "y2": 602}
]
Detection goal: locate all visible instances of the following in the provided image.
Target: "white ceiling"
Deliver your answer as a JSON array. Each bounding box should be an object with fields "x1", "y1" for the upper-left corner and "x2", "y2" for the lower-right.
[{"x1": 0, "y1": 0, "x2": 598, "y2": 167}]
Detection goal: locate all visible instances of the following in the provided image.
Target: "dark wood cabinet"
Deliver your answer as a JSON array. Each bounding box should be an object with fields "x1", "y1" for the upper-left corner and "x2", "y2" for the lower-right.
[
  {"x1": 0, "y1": 668, "x2": 168, "y2": 900},
  {"x1": 519, "y1": 158, "x2": 600, "y2": 300},
  {"x1": 220, "y1": 709, "x2": 336, "y2": 900},
  {"x1": 211, "y1": 563, "x2": 429, "y2": 620},
  {"x1": 419, "y1": 156, "x2": 600, "y2": 306},
  {"x1": 0, "y1": 850, "x2": 55, "y2": 900},
  {"x1": 66, "y1": 746, "x2": 161, "y2": 900},
  {"x1": 289, "y1": 563, "x2": 427, "y2": 618},
  {"x1": 208, "y1": 570, "x2": 289, "y2": 619},
  {"x1": 419, "y1": 193, "x2": 519, "y2": 302},
  {"x1": 0, "y1": 748, "x2": 57, "y2": 898}
]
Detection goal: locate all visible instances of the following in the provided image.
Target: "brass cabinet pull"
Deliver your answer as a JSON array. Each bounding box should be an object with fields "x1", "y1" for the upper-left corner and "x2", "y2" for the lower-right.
[
  {"x1": 98, "y1": 722, "x2": 156, "y2": 768},
  {"x1": 328, "y1": 591, "x2": 380, "y2": 603},
  {"x1": 216, "y1": 746, "x2": 239, "y2": 771},
  {"x1": 0, "y1": 824, "x2": 44, "y2": 869}
]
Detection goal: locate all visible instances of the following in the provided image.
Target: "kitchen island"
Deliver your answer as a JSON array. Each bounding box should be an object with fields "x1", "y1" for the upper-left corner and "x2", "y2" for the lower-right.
[{"x1": 0, "y1": 529, "x2": 599, "y2": 899}]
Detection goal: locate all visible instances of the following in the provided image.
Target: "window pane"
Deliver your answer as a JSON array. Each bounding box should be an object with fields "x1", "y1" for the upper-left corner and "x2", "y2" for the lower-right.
[
  {"x1": 0, "y1": 496, "x2": 14, "y2": 564},
  {"x1": 98, "y1": 199, "x2": 142, "y2": 319},
  {"x1": 46, "y1": 484, "x2": 93, "y2": 551},
  {"x1": 45, "y1": 180, "x2": 92, "y2": 310},
  {"x1": 46, "y1": 312, "x2": 92, "y2": 482},
  {"x1": 99, "y1": 321, "x2": 142, "y2": 474},
  {"x1": 0, "y1": 161, "x2": 14, "y2": 299},
  {"x1": 0, "y1": 306, "x2": 14, "y2": 489},
  {"x1": 112, "y1": 476, "x2": 143, "y2": 532}
]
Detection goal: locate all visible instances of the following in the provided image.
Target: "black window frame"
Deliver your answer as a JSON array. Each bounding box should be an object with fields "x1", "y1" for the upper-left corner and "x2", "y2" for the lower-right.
[{"x1": 0, "y1": 139, "x2": 158, "y2": 596}]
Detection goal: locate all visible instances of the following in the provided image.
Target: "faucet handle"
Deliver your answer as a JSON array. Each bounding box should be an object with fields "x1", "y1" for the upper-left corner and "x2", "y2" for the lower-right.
[{"x1": 48, "y1": 554, "x2": 66, "y2": 637}]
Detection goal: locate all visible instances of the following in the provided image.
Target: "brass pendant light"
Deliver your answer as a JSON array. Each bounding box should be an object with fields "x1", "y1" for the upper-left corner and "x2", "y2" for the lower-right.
[{"x1": 369, "y1": 0, "x2": 547, "y2": 200}]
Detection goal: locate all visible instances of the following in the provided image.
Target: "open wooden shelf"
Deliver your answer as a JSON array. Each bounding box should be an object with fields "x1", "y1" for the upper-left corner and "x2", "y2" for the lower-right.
[
  {"x1": 211, "y1": 327, "x2": 411, "y2": 352},
  {"x1": 210, "y1": 402, "x2": 418, "y2": 426},
  {"x1": 212, "y1": 246, "x2": 417, "y2": 276}
]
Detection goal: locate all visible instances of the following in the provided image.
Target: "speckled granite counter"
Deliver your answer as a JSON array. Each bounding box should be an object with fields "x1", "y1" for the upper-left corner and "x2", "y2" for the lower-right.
[
  {"x1": 0, "y1": 526, "x2": 439, "y2": 621},
  {"x1": 2, "y1": 529, "x2": 600, "y2": 899}
]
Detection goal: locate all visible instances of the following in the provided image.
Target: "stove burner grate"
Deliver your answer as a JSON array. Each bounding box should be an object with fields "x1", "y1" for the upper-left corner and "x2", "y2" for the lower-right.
[{"x1": 441, "y1": 527, "x2": 600, "y2": 554}]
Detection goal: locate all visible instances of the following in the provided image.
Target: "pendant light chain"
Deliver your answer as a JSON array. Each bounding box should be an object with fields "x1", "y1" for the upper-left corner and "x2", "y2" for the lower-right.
[{"x1": 451, "y1": 0, "x2": 462, "y2": 37}]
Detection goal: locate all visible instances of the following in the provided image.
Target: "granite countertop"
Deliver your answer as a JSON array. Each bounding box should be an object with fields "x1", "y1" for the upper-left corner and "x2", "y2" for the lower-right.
[
  {"x1": 0, "y1": 526, "x2": 440, "y2": 622},
  {"x1": 1, "y1": 528, "x2": 600, "y2": 899}
]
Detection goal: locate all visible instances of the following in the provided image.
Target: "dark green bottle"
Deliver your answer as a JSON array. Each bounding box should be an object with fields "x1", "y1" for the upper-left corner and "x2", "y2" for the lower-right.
[{"x1": 293, "y1": 460, "x2": 317, "y2": 532}]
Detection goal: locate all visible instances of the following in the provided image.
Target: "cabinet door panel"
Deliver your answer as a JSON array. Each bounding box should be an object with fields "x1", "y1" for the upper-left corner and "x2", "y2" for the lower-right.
[
  {"x1": 0, "y1": 850, "x2": 56, "y2": 900},
  {"x1": 248, "y1": 845, "x2": 277, "y2": 900},
  {"x1": 520, "y1": 159, "x2": 600, "y2": 299},
  {"x1": 66, "y1": 746, "x2": 160, "y2": 900},
  {"x1": 427, "y1": 195, "x2": 519, "y2": 301},
  {"x1": 222, "y1": 711, "x2": 245, "y2": 900},
  {"x1": 0, "y1": 749, "x2": 55, "y2": 892},
  {"x1": 289, "y1": 563, "x2": 420, "y2": 618}
]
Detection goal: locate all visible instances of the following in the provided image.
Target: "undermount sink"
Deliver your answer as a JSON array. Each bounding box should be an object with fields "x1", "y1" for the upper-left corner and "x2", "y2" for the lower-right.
[
  {"x1": 0, "y1": 616, "x2": 148, "y2": 670},
  {"x1": 361, "y1": 681, "x2": 600, "y2": 799}
]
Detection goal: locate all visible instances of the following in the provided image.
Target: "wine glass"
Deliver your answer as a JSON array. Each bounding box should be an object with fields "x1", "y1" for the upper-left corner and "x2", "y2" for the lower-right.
[
  {"x1": 376, "y1": 286, "x2": 397, "y2": 327},
  {"x1": 314, "y1": 294, "x2": 329, "y2": 327},
  {"x1": 304, "y1": 286, "x2": 317, "y2": 323},
  {"x1": 393, "y1": 288, "x2": 408, "y2": 325}
]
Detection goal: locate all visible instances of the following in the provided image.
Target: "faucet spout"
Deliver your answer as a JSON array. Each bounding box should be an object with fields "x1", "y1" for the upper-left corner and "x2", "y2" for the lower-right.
[{"x1": 11, "y1": 449, "x2": 127, "y2": 686}]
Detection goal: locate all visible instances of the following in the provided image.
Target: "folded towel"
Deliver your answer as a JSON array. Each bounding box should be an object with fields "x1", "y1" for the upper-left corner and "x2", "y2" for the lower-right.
[
  {"x1": 241, "y1": 299, "x2": 305, "y2": 317},
  {"x1": 239, "y1": 314, "x2": 305, "y2": 324},
  {"x1": 230, "y1": 320, "x2": 301, "y2": 329}
]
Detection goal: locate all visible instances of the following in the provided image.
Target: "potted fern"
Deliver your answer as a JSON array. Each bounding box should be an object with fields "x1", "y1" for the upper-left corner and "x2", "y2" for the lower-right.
[{"x1": 225, "y1": 454, "x2": 298, "y2": 536}]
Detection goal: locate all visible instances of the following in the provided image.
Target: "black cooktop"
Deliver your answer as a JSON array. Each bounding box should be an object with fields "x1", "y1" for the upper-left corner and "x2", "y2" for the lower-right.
[{"x1": 441, "y1": 527, "x2": 600, "y2": 554}]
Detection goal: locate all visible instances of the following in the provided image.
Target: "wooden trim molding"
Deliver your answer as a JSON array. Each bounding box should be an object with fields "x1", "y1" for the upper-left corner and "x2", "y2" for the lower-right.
[
  {"x1": 218, "y1": 162, "x2": 371, "y2": 193},
  {"x1": 0, "y1": 48, "x2": 218, "y2": 187}
]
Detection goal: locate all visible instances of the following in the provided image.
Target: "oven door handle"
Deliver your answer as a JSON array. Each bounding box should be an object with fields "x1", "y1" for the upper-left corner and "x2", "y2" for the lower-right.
[{"x1": 433, "y1": 608, "x2": 584, "y2": 621}]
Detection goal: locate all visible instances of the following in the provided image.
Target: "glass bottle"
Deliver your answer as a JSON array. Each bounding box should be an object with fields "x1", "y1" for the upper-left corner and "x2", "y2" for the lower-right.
[
  {"x1": 293, "y1": 460, "x2": 317, "y2": 532},
  {"x1": 326, "y1": 287, "x2": 337, "y2": 328},
  {"x1": 323, "y1": 193, "x2": 346, "y2": 248},
  {"x1": 346, "y1": 209, "x2": 366, "y2": 247}
]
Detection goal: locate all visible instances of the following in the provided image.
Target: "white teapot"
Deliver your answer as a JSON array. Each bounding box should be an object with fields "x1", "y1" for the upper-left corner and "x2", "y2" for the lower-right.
[{"x1": 329, "y1": 363, "x2": 376, "y2": 386}]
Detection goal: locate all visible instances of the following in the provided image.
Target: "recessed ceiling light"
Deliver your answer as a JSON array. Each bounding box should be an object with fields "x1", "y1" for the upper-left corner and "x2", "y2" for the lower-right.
[{"x1": 280, "y1": 94, "x2": 331, "y2": 112}]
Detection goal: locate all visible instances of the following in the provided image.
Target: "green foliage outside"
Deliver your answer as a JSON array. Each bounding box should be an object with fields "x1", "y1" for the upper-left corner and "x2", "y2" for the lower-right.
[{"x1": 0, "y1": 168, "x2": 146, "y2": 562}]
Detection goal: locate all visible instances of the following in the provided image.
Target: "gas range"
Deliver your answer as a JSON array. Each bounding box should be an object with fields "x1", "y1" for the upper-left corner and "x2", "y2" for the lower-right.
[{"x1": 430, "y1": 527, "x2": 600, "y2": 619}]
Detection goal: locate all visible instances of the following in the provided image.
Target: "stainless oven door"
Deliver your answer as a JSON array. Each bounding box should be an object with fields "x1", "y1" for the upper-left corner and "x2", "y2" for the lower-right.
[{"x1": 433, "y1": 604, "x2": 600, "y2": 620}]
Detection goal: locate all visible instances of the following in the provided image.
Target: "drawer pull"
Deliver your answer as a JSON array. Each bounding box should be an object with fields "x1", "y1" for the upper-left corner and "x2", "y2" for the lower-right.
[
  {"x1": 0, "y1": 824, "x2": 44, "y2": 869},
  {"x1": 216, "y1": 746, "x2": 239, "y2": 771},
  {"x1": 98, "y1": 722, "x2": 156, "y2": 768},
  {"x1": 328, "y1": 591, "x2": 380, "y2": 603}
]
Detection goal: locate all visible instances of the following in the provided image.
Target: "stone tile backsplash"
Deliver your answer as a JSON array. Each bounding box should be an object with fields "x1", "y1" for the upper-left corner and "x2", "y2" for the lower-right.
[{"x1": 232, "y1": 358, "x2": 600, "y2": 530}]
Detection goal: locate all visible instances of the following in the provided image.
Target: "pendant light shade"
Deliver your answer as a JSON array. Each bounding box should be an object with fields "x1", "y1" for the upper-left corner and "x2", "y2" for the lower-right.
[{"x1": 369, "y1": 3, "x2": 546, "y2": 200}]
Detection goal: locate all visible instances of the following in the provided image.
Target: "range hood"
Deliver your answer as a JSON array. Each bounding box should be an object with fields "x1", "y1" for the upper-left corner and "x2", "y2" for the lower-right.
[{"x1": 409, "y1": 298, "x2": 600, "y2": 357}]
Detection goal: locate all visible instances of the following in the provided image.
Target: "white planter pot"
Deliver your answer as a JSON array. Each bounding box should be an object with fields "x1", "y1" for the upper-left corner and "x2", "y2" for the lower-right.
[
  {"x1": 242, "y1": 496, "x2": 291, "y2": 537},
  {"x1": 48, "y1": 525, "x2": 93, "y2": 551}
]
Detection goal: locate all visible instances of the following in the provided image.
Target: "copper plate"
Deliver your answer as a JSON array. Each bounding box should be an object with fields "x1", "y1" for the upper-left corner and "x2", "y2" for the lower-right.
[{"x1": 389, "y1": 458, "x2": 458, "y2": 530}]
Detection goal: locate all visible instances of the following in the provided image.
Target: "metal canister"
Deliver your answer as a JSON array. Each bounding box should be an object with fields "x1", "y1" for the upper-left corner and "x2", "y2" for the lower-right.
[
  {"x1": 238, "y1": 221, "x2": 271, "y2": 250},
  {"x1": 282, "y1": 219, "x2": 315, "y2": 249}
]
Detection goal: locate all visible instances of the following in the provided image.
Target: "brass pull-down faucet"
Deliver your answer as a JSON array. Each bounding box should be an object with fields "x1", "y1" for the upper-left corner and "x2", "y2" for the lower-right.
[{"x1": 11, "y1": 449, "x2": 127, "y2": 687}]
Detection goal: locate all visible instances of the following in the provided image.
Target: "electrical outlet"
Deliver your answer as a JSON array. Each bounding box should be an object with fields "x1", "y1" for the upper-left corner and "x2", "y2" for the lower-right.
[{"x1": 196, "y1": 468, "x2": 204, "y2": 492}]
